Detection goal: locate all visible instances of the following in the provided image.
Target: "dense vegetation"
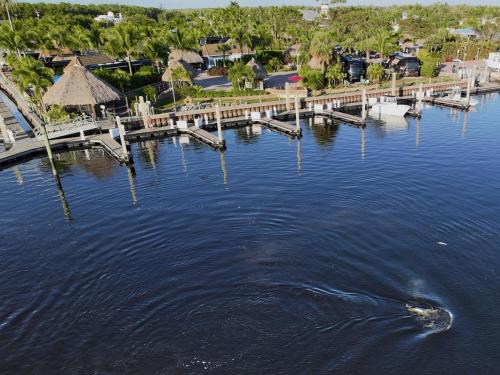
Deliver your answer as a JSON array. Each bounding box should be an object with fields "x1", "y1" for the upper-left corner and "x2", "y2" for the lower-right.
[{"x1": 0, "y1": 1, "x2": 498, "y2": 97}]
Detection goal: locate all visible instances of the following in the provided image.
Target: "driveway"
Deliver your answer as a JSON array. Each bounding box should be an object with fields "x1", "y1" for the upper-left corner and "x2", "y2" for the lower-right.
[{"x1": 193, "y1": 70, "x2": 298, "y2": 91}]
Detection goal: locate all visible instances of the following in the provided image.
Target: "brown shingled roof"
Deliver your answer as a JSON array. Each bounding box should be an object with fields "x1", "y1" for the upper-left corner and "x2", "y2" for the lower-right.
[{"x1": 201, "y1": 40, "x2": 254, "y2": 57}]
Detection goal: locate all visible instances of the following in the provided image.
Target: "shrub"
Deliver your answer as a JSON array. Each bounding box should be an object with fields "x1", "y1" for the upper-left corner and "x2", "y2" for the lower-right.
[
  {"x1": 208, "y1": 66, "x2": 229, "y2": 76},
  {"x1": 46, "y1": 105, "x2": 70, "y2": 123},
  {"x1": 298, "y1": 66, "x2": 325, "y2": 90},
  {"x1": 418, "y1": 49, "x2": 440, "y2": 78},
  {"x1": 367, "y1": 64, "x2": 385, "y2": 83}
]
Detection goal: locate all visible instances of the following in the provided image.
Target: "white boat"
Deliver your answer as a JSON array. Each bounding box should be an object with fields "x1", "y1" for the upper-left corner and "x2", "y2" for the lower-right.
[
  {"x1": 448, "y1": 87, "x2": 479, "y2": 107},
  {"x1": 370, "y1": 96, "x2": 410, "y2": 117}
]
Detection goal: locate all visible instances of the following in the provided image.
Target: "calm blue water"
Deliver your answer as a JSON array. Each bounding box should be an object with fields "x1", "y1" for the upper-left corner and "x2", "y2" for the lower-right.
[{"x1": 1, "y1": 94, "x2": 499, "y2": 374}]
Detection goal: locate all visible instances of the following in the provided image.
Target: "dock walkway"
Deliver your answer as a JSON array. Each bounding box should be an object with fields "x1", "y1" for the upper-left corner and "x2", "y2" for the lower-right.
[
  {"x1": 255, "y1": 118, "x2": 301, "y2": 136},
  {"x1": 0, "y1": 99, "x2": 30, "y2": 142},
  {"x1": 0, "y1": 134, "x2": 128, "y2": 169},
  {"x1": 422, "y1": 97, "x2": 469, "y2": 110},
  {"x1": 316, "y1": 110, "x2": 365, "y2": 126}
]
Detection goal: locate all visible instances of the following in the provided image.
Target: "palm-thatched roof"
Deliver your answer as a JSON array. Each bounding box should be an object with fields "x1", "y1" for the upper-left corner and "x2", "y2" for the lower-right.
[
  {"x1": 162, "y1": 59, "x2": 195, "y2": 82},
  {"x1": 43, "y1": 65, "x2": 123, "y2": 107},
  {"x1": 246, "y1": 58, "x2": 267, "y2": 81},
  {"x1": 169, "y1": 49, "x2": 203, "y2": 65}
]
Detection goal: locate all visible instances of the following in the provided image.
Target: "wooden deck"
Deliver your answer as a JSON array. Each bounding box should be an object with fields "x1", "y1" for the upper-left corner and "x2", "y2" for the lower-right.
[
  {"x1": 0, "y1": 99, "x2": 30, "y2": 142},
  {"x1": 0, "y1": 134, "x2": 129, "y2": 169},
  {"x1": 255, "y1": 118, "x2": 301, "y2": 137},
  {"x1": 422, "y1": 97, "x2": 470, "y2": 110},
  {"x1": 180, "y1": 127, "x2": 225, "y2": 149},
  {"x1": 316, "y1": 110, "x2": 365, "y2": 126}
]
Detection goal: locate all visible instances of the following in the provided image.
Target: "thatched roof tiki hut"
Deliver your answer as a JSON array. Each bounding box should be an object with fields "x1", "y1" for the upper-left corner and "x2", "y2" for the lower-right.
[
  {"x1": 162, "y1": 59, "x2": 195, "y2": 86},
  {"x1": 246, "y1": 58, "x2": 267, "y2": 90},
  {"x1": 43, "y1": 64, "x2": 124, "y2": 118}
]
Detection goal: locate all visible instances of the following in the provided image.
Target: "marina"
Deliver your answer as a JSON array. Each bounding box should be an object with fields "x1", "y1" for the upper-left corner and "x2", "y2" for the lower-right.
[
  {"x1": 1, "y1": 1, "x2": 499, "y2": 372},
  {"x1": 1, "y1": 92, "x2": 499, "y2": 373}
]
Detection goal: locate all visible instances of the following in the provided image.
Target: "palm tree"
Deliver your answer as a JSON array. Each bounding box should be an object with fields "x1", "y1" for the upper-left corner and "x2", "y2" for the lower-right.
[
  {"x1": 144, "y1": 36, "x2": 170, "y2": 73},
  {"x1": 309, "y1": 31, "x2": 335, "y2": 77},
  {"x1": 0, "y1": 24, "x2": 27, "y2": 57},
  {"x1": 10, "y1": 56, "x2": 53, "y2": 109},
  {"x1": 104, "y1": 23, "x2": 142, "y2": 75},
  {"x1": 218, "y1": 42, "x2": 232, "y2": 67},
  {"x1": 0, "y1": 0, "x2": 15, "y2": 31},
  {"x1": 231, "y1": 27, "x2": 249, "y2": 57},
  {"x1": 325, "y1": 63, "x2": 345, "y2": 88}
]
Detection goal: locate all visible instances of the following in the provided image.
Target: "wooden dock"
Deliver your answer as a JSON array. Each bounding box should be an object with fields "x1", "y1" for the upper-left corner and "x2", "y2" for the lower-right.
[
  {"x1": 180, "y1": 126, "x2": 226, "y2": 149},
  {"x1": 255, "y1": 118, "x2": 301, "y2": 137},
  {"x1": 422, "y1": 97, "x2": 469, "y2": 110},
  {"x1": 0, "y1": 134, "x2": 129, "y2": 169},
  {"x1": 316, "y1": 110, "x2": 365, "y2": 126},
  {"x1": 0, "y1": 99, "x2": 30, "y2": 142}
]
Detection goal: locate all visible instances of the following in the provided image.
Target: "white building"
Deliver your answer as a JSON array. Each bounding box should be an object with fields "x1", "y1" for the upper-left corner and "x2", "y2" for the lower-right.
[
  {"x1": 486, "y1": 52, "x2": 500, "y2": 71},
  {"x1": 94, "y1": 12, "x2": 123, "y2": 24}
]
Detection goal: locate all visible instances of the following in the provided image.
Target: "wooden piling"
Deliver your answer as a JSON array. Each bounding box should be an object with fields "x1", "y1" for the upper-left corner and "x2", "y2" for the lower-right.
[
  {"x1": 116, "y1": 116, "x2": 129, "y2": 162},
  {"x1": 295, "y1": 96, "x2": 301, "y2": 133},
  {"x1": 215, "y1": 105, "x2": 223, "y2": 142},
  {"x1": 361, "y1": 88, "x2": 367, "y2": 121},
  {"x1": 0, "y1": 115, "x2": 10, "y2": 143},
  {"x1": 391, "y1": 73, "x2": 397, "y2": 96}
]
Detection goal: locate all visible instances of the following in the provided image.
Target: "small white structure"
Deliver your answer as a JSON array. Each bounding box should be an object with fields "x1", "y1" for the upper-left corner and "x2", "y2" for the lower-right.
[
  {"x1": 486, "y1": 52, "x2": 500, "y2": 71},
  {"x1": 447, "y1": 87, "x2": 479, "y2": 107},
  {"x1": 94, "y1": 12, "x2": 123, "y2": 24},
  {"x1": 370, "y1": 96, "x2": 410, "y2": 117}
]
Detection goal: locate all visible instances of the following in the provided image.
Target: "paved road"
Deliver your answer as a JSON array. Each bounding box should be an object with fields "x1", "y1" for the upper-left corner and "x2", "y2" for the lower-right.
[{"x1": 194, "y1": 71, "x2": 298, "y2": 91}]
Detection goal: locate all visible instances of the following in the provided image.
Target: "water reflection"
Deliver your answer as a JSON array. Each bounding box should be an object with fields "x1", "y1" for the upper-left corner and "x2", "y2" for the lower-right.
[
  {"x1": 296, "y1": 138, "x2": 302, "y2": 174},
  {"x1": 137, "y1": 141, "x2": 159, "y2": 169},
  {"x1": 361, "y1": 127, "x2": 366, "y2": 160},
  {"x1": 52, "y1": 150, "x2": 118, "y2": 179},
  {"x1": 372, "y1": 114, "x2": 409, "y2": 134},
  {"x1": 311, "y1": 120, "x2": 339, "y2": 149},
  {"x1": 54, "y1": 171, "x2": 72, "y2": 221},
  {"x1": 127, "y1": 165, "x2": 137, "y2": 204},
  {"x1": 416, "y1": 118, "x2": 421, "y2": 148},
  {"x1": 220, "y1": 151, "x2": 228, "y2": 185},
  {"x1": 235, "y1": 125, "x2": 261, "y2": 144},
  {"x1": 462, "y1": 111, "x2": 468, "y2": 139},
  {"x1": 11, "y1": 165, "x2": 23, "y2": 185}
]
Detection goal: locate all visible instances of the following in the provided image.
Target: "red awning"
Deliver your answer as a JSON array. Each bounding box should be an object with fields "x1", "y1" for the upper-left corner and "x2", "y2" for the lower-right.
[{"x1": 288, "y1": 75, "x2": 303, "y2": 82}]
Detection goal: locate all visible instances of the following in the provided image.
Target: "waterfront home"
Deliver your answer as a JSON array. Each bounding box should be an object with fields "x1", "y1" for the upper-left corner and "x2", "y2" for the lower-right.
[
  {"x1": 486, "y1": 52, "x2": 500, "y2": 71},
  {"x1": 246, "y1": 58, "x2": 267, "y2": 90},
  {"x1": 169, "y1": 49, "x2": 204, "y2": 70},
  {"x1": 399, "y1": 39, "x2": 425, "y2": 55},
  {"x1": 54, "y1": 53, "x2": 115, "y2": 70},
  {"x1": 43, "y1": 64, "x2": 124, "y2": 118},
  {"x1": 201, "y1": 40, "x2": 255, "y2": 69},
  {"x1": 94, "y1": 11, "x2": 123, "y2": 24},
  {"x1": 449, "y1": 27, "x2": 478, "y2": 39}
]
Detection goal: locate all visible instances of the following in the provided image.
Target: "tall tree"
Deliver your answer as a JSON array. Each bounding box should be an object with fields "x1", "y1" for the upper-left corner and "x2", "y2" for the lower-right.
[
  {"x1": 309, "y1": 31, "x2": 335, "y2": 77},
  {"x1": 0, "y1": 0, "x2": 15, "y2": 31},
  {"x1": 104, "y1": 23, "x2": 143, "y2": 75}
]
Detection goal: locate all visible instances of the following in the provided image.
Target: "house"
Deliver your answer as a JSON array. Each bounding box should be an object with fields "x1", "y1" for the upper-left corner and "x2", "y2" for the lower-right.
[
  {"x1": 169, "y1": 49, "x2": 204, "y2": 70},
  {"x1": 301, "y1": 9, "x2": 320, "y2": 22},
  {"x1": 201, "y1": 40, "x2": 255, "y2": 69},
  {"x1": 399, "y1": 39, "x2": 425, "y2": 55},
  {"x1": 54, "y1": 53, "x2": 115, "y2": 70},
  {"x1": 449, "y1": 28, "x2": 478, "y2": 39},
  {"x1": 94, "y1": 12, "x2": 123, "y2": 24}
]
